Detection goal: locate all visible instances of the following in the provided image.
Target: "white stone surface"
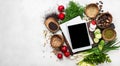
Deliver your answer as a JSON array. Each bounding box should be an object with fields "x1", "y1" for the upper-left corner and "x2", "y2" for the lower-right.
[{"x1": 0, "y1": 0, "x2": 120, "y2": 66}]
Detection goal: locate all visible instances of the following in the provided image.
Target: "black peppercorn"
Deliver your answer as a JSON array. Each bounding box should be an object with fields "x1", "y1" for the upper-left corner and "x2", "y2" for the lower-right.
[{"x1": 49, "y1": 22, "x2": 58, "y2": 31}]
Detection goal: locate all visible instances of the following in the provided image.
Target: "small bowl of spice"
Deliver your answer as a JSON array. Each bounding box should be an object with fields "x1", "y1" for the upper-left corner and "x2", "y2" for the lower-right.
[
  {"x1": 97, "y1": 12, "x2": 113, "y2": 29},
  {"x1": 85, "y1": 3, "x2": 99, "y2": 18},
  {"x1": 50, "y1": 34, "x2": 64, "y2": 48},
  {"x1": 44, "y1": 13, "x2": 59, "y2": 33},
  {"x1": 102, "y1": 28, "x2": 116, "y2": 41}
]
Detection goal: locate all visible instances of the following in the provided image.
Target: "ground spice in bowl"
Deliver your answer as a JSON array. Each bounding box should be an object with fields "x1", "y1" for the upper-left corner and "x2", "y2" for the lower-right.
[
  {"x1": 85, "y1": 3, "x2": 99, "y2": 18},
  {"x1": 49, "y1": 22, "x2": 58, "y2": 31},
  {"x1": 44, "y1": 13, "x2": 59, "y2": 33},
  {"x1": 50, "y1": 34, "x2": 64, "y2": 48},
  {"x1": 45, "y1": 17, "x2": 59, "y2": 33},
  {"x1": 102, "y1": 28, "x2": 116, "y2": 41}
]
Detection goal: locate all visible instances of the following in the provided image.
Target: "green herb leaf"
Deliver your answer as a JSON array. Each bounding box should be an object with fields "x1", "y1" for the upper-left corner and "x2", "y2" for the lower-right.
[
  {"x1": 82, "y1": 53, "x2": 111, "y2": 65},
  {"x1": 77, "y1": 39, "x2": 120, "y2": 66},
  {"x1": 60, "y1": 1, "x2": 84, "y2": 24}
]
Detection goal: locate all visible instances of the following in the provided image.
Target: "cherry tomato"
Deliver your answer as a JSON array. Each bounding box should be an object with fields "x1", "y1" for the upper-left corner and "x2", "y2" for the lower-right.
[
  {"x1": 57, "y1": 53, "x2": 63, "y2": 59},
  {"x1": 58, "y1": 13, "x2": 65, "y2": 20},
  {"x1": 61, "y1": 46, "x2": 67, "y2": 53},
  {"x1": 64, "y1": 51, "x2": 70, "y2": 57},
  {"x1": 58, "y1": 5, "x2": 64, "y2": 12}
]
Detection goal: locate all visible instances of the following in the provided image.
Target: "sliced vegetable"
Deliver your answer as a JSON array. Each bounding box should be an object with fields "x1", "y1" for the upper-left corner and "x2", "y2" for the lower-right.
[
  {"x1": 94, "y1": 28, "x2": 101, "y2": 34},
  {"x1": 94, "y1": 38, "x2": 99, "y2": 43},
  {"x1": 98, "y1": 40, "x2": 105, "y2": 51},
  {"x1": 77, "y1": 61, "x2": 95, "y2": 66},
  {"x1": 95, "y1": 34, "x2": 102, "y2": 39}
]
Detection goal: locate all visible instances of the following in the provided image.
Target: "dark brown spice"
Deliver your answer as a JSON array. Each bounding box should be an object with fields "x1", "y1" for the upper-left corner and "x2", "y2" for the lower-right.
[
  {"x1": 45, "y1": 13, "x2": 58, "y2": 22},
  {"x1": 99, "y1": 1, "x2": 103, "y2": 4},
  {"x1": 49, "y1": 22, "x2": 58, "y2": 31},
  {"x1": 101, "y1": 10, "x2": 104, "y2": 12},
  {"x1": 44, "y1": 17, "x2": 59, "y2": 33},
  {"x1": 97, "y1": 13, "x2": 112, "y2": 29},
  {"x1": 96, "y1": 3, "x2": 99, "y2": 5},
  {"x1": 99, "y1": 5, "x2": 102, "y2": 8}
]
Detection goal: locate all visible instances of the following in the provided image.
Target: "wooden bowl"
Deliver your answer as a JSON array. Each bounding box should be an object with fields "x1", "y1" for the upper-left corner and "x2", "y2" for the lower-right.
[
  {"x1": 102, "y1": 28, "x2": 116, "y2": 41},
  {"x1": 85, "y1": 3, "x2": 99, "y2": 18},
  {"x1": 50, "y1": 34, "x2": 64, "y2": 48},
  {"x1": 45, "y1": 17, "x2": 59, "y2": 33},
  {"x1": 97, "y1": 12, "x2": 113, "y2": 29}
]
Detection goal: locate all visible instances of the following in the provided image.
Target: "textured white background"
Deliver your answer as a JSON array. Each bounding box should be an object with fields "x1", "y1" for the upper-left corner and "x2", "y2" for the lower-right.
[{"x1": 0, "y1": 0, "x2": 120, "y2": 66}]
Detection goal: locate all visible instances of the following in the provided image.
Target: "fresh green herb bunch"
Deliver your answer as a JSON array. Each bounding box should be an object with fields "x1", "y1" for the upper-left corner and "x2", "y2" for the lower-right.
[
  {"x1": 60, "y1": 1, "x2": 84, "y2": 24},
  {"x1": 77, "y1": 39, "x2": 120, "y2": 66},
  {"x1": 83, "y1": 51, "x2": 111, "y2": 65}
]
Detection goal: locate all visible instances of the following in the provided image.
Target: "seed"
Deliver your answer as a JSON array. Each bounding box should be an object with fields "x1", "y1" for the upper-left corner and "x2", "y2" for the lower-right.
[
  {"x1": 99, "y1": 1, "x2": 103, "y2": 4},
  {"x1": 49, "y1": 22, "x2": 58, "y2": 31},
  {"x1": 96, "y1": 3, "x2": 99, "y2": 5},
  {"x1": 101, "y1": 10, "x2": 104, "y2": 12},
  {"x1": 106, "y1": 19, "x2": 110, "y2": 23},
  {"x1": 99, "y1": 5, "x2": 103, "y2": 8}
]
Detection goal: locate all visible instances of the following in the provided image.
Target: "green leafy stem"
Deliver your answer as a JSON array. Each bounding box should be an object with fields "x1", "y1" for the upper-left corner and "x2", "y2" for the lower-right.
[
  {"x1": 60, "y1": 1, "x2": 84, "y2": 24},
  {"x1": 77, "y1": 39, "x2": 120, "y2": 66}
]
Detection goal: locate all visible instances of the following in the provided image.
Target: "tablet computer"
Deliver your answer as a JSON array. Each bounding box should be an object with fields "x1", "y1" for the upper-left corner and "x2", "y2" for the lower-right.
[
  {"x1": 67, "y1": 22, "x2": 92, "y2": 53},
  {"x1": 60, "y1": 16, "x2": 93, "y2": 54}
]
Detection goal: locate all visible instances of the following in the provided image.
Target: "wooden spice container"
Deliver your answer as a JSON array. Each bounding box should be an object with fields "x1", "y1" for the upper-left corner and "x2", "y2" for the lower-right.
[
  {"x1": 85, "y1": 3, "x2": 99, "y2": 18},
  {"x1": 45, "y1": 17, "x2": 59, "y2": 33},
  {"x1": 50, "y1": 34, "x2": 64, "y2": 48}
]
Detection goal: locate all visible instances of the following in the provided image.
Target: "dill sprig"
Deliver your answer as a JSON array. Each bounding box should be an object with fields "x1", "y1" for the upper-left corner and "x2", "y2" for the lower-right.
[{"x1": 60, "y1": 1, "x2": 84, "y2": 24}]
